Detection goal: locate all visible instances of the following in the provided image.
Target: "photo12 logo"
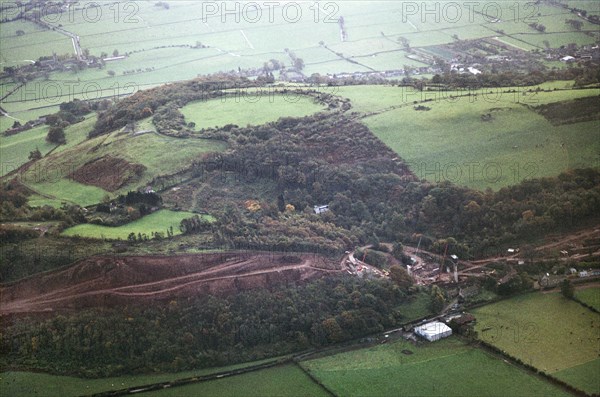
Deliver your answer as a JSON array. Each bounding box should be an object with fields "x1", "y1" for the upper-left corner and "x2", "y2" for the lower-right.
[
  {"x1": 200, "y1": 1, "x2": 340, "y2": 24},
  {"x1": 1, "y1": 2, "x2": 142, "y2": 24},
  {"x1": 12, "y1": 81, "x2": 139, "y2": 105},
  {"x1": 398, "y1": 1, "x2": 540, "y2": 24},
  {"x1": 406, "y1": 161, "x2": 540, "y2": 185}
]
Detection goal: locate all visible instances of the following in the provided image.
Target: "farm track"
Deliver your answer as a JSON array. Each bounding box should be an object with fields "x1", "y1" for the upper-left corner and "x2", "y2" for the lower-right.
[{"x1": 0, "y1": 252, "x2": 340, "y2": 316}]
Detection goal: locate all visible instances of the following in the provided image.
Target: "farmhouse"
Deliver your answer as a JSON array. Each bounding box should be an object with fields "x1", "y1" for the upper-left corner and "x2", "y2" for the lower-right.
[{"x1": 414, "y1": 321, "x2": 452, "y2": 342}]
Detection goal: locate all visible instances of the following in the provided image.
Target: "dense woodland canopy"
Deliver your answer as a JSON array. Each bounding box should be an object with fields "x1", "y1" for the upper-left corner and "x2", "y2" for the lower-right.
[{"x1": 0, "y1": 276, "x2": 418, "y2": 377}]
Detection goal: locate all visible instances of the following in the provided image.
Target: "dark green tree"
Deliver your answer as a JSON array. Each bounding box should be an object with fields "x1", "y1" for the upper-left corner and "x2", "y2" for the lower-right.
[
  {"x1": 46, "y1": 126, "x2": 66, "y2": 145},
  {"x1": 560, "y1": 279, "x2": 575, "y2": 299}
]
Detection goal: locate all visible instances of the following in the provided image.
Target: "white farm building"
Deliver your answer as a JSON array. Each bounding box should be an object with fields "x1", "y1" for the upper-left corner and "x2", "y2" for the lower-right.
[{"x1": 414, "y1": 321, "x2": 452, "y2": 342}]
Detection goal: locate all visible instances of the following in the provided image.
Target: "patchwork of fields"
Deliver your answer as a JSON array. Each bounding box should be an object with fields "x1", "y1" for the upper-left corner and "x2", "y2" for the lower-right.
[
  {"x1": 472, "y1": 292, "x2": 600, "y2": 395},
  {"x1": 302, "y1": 337, "x2": 571, "y2": 397},
  {"x1": 2, "y1": 1, "x2": 598, "y2": 122}
]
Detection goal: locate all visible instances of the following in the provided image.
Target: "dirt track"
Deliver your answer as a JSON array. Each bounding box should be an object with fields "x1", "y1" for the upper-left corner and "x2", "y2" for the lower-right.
[{"x1": 0, "y1": 252, "x2": 340, "y2": 316}]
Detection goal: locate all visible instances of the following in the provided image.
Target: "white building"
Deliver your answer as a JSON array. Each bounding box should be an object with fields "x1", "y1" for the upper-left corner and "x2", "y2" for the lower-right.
[
  {"x1": 313, "y1": 205, "x2": 329, "y2": 214},
  {"x1": 414, "y1": 321, "x2": 452, "y2": 342}
]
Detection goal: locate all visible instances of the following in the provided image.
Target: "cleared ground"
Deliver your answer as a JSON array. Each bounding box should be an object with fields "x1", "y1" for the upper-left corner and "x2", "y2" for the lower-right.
[
  {"x1": 472, "y1": 292, "x2": 600, "y2": 395},
  {"x1": 302, "y1": 337, "x2": 571, "y2": 397},
  {"x1": 0, "y1": 252, "x2": 339, "y2": 315}
]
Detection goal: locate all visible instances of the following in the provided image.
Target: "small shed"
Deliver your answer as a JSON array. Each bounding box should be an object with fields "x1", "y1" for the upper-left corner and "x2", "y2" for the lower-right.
[{"x1": 313, "y1": 205, "x2": 329, "y2": 214}]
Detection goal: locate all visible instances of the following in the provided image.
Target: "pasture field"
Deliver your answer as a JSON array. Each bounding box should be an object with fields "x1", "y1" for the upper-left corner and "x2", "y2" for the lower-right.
[
  {"x1": 0, "y1": 106, "x2": 60, "y2": 134},
  {"x1": 553, "y1": 359, "x2": 600, "y2": 395},
  {"x1": 0, "y1": 124, "x2": 52, "y2": 177},
  {"x1": 0, "y1": 0, "x2": 595, "y2": 125},
  {"x1": 61, "y1": 209, "x2": 206, "y2": 240},
  {"x1": 354, "y1": 86, "x2": 600, "y2": 190},
  {"x1": 0, "y1": 357, "x2": 284, "y2": 397},
  {"x1": 514, "y1": 32, "x2": 599, "y2": 48},
  {"x1": 0, "y1": 115, "x2": 94, "y2": 177},
  {"x1": 0, "y1": 20, "x2": 73, "y2": 65},
  {"x1": 143, "y1": 364, "x2": 329, "y2": 397},
  {"x1": 22, "y1": 128, "x2": 226, "y2": 205},
  {"x1": 302, "y1": 337, "x2": 571, "y2": 397},
  {"x1": 472, "y1": 292, "x2": 600, "y2": 395},
  {"x1": 575, "y1": 287, "x2": 600, "y2": 311},
  {"x1": 24, "y1": 178, "x2": 110, "y2": 207},
  {"x1": 26, "y1": 194, "x2": 68, "y2": 207},
  {"x1": 181, "y1": 94, "x2": 325, "y2": 130},
  {"x1": 3, "y1": 1, "x2": 596, "y2": 124}
]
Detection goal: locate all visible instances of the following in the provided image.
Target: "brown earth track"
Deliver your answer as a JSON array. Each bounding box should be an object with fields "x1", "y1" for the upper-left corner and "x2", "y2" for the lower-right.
[{"x1": 0, "y1": 252, "x2": 340, "y2": 316}]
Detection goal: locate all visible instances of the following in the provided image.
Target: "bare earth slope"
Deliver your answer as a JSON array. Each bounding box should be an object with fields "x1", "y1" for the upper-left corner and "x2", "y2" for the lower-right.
[{"x1": 0, "y1": 252, "x2": 339, "y2": 315}]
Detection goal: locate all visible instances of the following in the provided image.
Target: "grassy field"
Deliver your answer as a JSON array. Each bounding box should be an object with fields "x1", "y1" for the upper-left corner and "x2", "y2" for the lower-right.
[
  {"x1": 143, "y1": 364, "x2": 329, "y2": 397},
  {"x1": 302, "y1": 337, "x2": 571, "y2": 397},
  {"x1": 27, "y1": 194, "x2": 70, "y2": 208},
  {"x1": 0, "y1": 115, "x2": 96, "y2": 177},
  {"x1": 3, "y1": 1, "x2": 595, "y2": 125},
  {"x1": 0, "y1": 357, "x2": 285, "y2": 397},
  {"x1": 0, "y1": 124, "x2": 52, "y2": 177},
  {"x1": 472, "y1": 292, "x2": 600, "y2": 395},
  {"x1": 553, "y1": 358, "x2": 600, "y2": 395},
  {"x1": 346, "y1": 86, "x2": 600, "y2": 190},
  {"x1": 20, "y1": 128, "x2": 226, "y2": 205},
  {"x1": 575, "y1": 287, "x2": 600, "y2": 311},
  {"x1": 0, "y1": 20, "x2": 73, "y2": 66},
  {"x1": 181, "y1": 94, "x2": 325, "y2": 130},
  {"x1": 61, "y1": 210, "x2": 206, "y2": 240}
]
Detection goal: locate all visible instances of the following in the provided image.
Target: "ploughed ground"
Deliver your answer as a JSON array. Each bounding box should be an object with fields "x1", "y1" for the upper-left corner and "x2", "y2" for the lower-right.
[{"x1": 0, "y1": 252, "x2": 340, "y2": 316}]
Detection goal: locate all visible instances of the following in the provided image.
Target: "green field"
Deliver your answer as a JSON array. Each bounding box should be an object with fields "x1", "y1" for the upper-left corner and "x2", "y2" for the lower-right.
[
  {"x1": 303, "y1": 337, "x2": 571, "y2": 397},
  {"x1": 472, "y1": 292, "x2": 600, "y2": 395},
  {"x1": 3, "y1": 1, "x2": 596, "y2": 127},
  {"x1": 61, "y1": 209, "x2": 206, "y2": 240},
  {"x1": 0, "y1": 124, "x2": 53, "y2": 177},
  {"x1": 575, "y1": 287, "x2": 600, "y2": 311},
  {"x1": 347, "y1": 86, "x2": 600, "y2": 190},
  {"x1": 19, "y1": 127, "x2": 226, "y2": 206},
  {"x1": 144, "y1": 364, "x2": 329, "y2": 397},
  {"x1": 0, "y1": 115, "x2": 97, "y2": 177},
  {"x1": 0, "y1": 357, "x2": 284, "y2": 397},
  {"x1": 0, "y1": 20, "x2": 73, "y2": 65},
  {"x1": 181, "y1": 94, "x2": 325, "y2": 130}
]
